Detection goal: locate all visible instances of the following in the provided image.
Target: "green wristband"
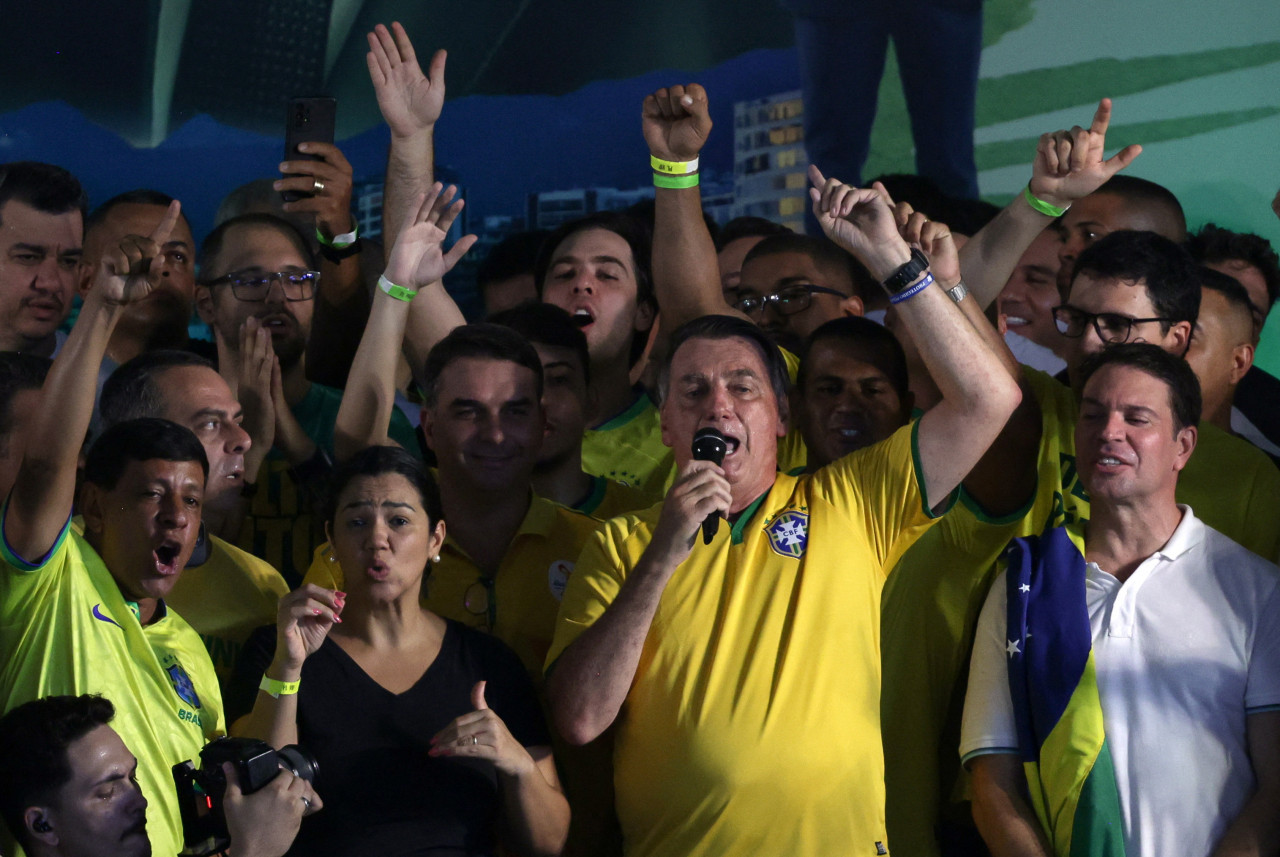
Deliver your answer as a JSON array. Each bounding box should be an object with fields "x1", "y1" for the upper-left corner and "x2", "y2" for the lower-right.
[
  {"x1": 377, "y1": 274, "x2": 417, "y2": 302},
  {"x1": 1023, "y1": 185, "x2": 1070, "y2": 218},
  {"x1": 653, "y1": 172, "x2": 700, "y2": 190}
]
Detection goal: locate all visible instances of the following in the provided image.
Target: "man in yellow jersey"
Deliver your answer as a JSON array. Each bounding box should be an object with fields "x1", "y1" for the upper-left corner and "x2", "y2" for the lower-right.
[
  {"x1": 0, "y1": 694, "x2": 319, "y2": 857},
  {"x1": 545, "y1": 170, "x2": 1022, "y2": 857},
  {"x1": 0, "y1": 203, "x2": 224, "y2": 857},
  {"x1": 99, "y1": 350, "x2": 289, "y2": 711}
]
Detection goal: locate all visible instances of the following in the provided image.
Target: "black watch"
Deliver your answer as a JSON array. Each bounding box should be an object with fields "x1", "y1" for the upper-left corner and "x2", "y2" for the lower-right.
[
  {"x1": 319, "y1": 241, "x2": 361, "y2": 263},
  {"x1": 880, "y1": 247, "x2": 931, "y2": 296}
]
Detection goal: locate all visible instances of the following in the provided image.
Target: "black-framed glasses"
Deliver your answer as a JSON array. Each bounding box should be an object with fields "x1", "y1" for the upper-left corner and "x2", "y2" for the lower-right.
[
  {"x1": 204, "y1": 269, "x2": 320, "y2": 302},
  {"x1": 733, "y1": 283, "x2": 848, "y2": 317},
  {"x1": 1052, "y1": 305, "x2": 1171, "y2": 344},
  {"x1": 463, "y1": 577, "x2": 496, "y2": 631}
]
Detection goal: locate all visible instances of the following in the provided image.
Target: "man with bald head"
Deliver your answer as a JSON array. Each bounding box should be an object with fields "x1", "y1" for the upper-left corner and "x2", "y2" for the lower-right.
[{"x1": 1185, "y1": 269, "x2": 1261, "y2": 436}]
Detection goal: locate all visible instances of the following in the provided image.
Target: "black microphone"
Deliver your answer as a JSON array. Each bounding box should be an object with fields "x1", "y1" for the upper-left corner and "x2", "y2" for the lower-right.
[{"x1": 692, "y1": 427, "x2": 728, "y2": 545}]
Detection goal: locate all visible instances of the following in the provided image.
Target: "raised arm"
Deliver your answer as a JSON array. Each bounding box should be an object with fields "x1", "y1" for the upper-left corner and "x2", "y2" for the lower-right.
[
  {"x1": 367, "y1": 22, "x2": 464, "y2": 388},
  {"x1": 332, "y1": 186, "x2": 474, "y2": 461},
  {"x1": 644, "y1": 84, "x2": 750, "y2": 330},
  {"x1": 4, "y1": 202, "x2": 181, "y2": 560},
  {"x1": 959, "y1": 98, "x2": 1143, "y2": 308},
  {"x1": 368, "y1": 22, "x2": 446, "y2": 263},
  {"x1": 811, "y1": 169, "x2": 1020, "y2": 506}
]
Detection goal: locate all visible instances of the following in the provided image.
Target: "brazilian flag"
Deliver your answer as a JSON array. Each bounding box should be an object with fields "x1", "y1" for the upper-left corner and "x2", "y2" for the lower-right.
[{"x1": 1005, "y1": 526, "x2": 1126, "y2": 857}]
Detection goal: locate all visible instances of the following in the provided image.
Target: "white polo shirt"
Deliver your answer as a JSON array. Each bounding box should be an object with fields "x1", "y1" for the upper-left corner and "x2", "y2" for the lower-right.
[{"x1": 960, "y1": 507, "x2": 1280, "y2": 857}]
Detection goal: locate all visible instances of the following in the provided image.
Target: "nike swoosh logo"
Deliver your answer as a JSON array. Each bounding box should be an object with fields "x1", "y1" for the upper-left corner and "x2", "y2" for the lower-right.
[{"x1": 92, "y1": 604, "x2": 123, "y2": 629}]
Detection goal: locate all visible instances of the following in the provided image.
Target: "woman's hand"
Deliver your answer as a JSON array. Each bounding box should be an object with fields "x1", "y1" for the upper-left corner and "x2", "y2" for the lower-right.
[
  {"x1": 269, "y1": 585, "x2": 345, "y2": 679},
  {"x1": 428, "y1": 681, "x2": 536, "y2": 778}
]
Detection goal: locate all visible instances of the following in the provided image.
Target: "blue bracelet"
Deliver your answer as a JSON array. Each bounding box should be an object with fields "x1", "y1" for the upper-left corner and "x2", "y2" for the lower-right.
[{"x1": 888, "y1": 271, "x2": 934, "y2": 305}]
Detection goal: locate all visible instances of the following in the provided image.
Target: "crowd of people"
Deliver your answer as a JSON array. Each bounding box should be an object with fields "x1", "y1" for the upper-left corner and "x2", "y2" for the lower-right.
[{"x1": 1, "y1": 18, "x2": 1279, "y2": 857}]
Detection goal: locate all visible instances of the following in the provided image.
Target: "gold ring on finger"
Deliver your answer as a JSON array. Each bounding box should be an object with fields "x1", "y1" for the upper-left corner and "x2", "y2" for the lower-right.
[{"x1": 313, "y1": 179, "x2": 325, "y2": 193}]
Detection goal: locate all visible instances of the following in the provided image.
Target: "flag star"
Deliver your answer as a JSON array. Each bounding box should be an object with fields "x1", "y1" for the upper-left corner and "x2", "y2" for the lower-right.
[
  {"x1": 1019, "y1": 583, "x2": 1031, "y2": 593},
  {"x1": 1006, "y1": 639, "x2": 1022, "y2": 656}
]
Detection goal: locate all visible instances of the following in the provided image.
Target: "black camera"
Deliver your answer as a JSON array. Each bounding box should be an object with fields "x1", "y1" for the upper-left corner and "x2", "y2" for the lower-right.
[{"x1": 173, "y1": 737, "x2": 318, "y2": 857}]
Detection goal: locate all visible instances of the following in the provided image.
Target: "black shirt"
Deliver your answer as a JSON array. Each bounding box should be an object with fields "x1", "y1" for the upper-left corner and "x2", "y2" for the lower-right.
[{"x1": 287, "y1": 620, "x2": 550, "y2": 857}]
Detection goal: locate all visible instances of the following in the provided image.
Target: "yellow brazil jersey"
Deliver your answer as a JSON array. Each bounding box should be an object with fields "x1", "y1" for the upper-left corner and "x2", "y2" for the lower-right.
[
  {"x1": 0, "y1": 515, "x2": 224, "y2": 857},
  {"x1": 1027, "y1": 368, "x2": 1280, "y2": 561},
  {"x1": 880, "y1": 366, "x2": 1090, "y2": 857},
  {"x1": 547, "y1": 421, "x2": 944, "y2": 857},
  {"x1": 166, "y1": 534, "x2": 289, "y2": 692},
  {"x1": 582, "y1": 392, "x2": 676, "y2": 500},
  {"x1": 777, "y1": 345, "x2": 809, "y2": 473},
  {"x1": 573, "y1": 474, "x2": 655, "y2": 522},
  {"x1": 303, "y1": 495, "x2": 600, "y2": 682}
]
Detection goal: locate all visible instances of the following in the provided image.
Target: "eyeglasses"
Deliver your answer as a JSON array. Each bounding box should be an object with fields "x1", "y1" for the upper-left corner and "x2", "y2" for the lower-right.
[
  {"x1": 204, "y1": 269, "x2": 319, "y2": 302},
  {"x1": 1052, "y1": 305, "x2": 1171, "y2": 344},
  {"x1": 733, "y1": 283, "x2": 848, "y2": 317},
  {"x1": 463, "y1": 577, "x2": 496, "y2": 630}
]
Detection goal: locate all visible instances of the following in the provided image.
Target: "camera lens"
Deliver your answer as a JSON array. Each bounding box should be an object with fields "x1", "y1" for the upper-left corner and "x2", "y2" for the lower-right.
[{"x1": 275, "y1": 745, "x2": 319, "y2": 783}]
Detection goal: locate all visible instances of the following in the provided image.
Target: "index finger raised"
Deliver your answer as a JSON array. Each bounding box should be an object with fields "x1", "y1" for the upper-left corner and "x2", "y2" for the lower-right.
[
  {"x1": 1088, "y1": 98, "x2": 1113, "y2": 136},
  {"x1": 149, "y1": 200, "x2": 182, "y2": 245}
]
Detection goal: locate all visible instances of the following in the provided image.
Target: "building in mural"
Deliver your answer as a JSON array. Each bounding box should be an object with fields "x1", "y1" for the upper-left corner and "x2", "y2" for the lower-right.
[{"x1": 732, "y1": 90, "x2": 809, "y2": 233}]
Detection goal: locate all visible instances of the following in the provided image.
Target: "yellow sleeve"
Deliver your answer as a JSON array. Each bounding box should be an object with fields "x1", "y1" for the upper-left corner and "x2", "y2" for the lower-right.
[
  {"x1": 544, "y1": 518, "x2": 635, "y2": 673},
  {"x1": 811, "y1": 420, "x2": 948, "y2": 571}
]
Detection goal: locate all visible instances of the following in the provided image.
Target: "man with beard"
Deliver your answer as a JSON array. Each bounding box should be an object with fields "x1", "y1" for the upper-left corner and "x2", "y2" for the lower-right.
[
  {"x1": 1, "y1": 202, "x2": 223, "y2": 857},
  {"x1": 195, "y1": 213, "x2": 417, "y2": 585},
  {"x1": 0, "y1": 695, "x2": 318, "y2": 857},
  {"x1": 0, "y1": 161, "x2": 86, "y2": 357}
]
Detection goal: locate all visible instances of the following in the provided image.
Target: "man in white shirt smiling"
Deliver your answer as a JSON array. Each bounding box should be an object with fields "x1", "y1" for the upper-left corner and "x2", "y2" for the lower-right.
[{"x1": 960, "y1": 342, "x2": 1280, "y2": 857}]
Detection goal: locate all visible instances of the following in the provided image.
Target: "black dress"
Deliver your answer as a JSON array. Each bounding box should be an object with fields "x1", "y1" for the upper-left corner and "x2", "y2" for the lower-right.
[{"x1": 285, "y1": 619, "x2": 550, "y2": 857}]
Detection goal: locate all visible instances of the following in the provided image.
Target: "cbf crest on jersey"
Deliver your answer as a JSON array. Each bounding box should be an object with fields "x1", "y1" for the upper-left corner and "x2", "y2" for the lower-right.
[
  {"x1": 765, "y1": 510, "x2": 809, "y2": 558},
  {"x1": 166, "y1": 661, "x2": 202, "y2": 709}
]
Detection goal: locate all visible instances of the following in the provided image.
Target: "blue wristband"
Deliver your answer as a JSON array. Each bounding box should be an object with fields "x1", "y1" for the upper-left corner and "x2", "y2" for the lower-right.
[{"x1": 888, "y1": 271, "x2": 935, "y2": 305}]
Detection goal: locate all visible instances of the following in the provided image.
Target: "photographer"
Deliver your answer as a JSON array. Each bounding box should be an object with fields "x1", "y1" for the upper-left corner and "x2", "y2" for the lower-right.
[{"x1": 0, "y1": 695, "x2": 321, "y2": 857}]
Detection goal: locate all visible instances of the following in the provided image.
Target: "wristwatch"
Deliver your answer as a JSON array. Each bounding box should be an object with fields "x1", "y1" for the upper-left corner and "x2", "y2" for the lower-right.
[
  {"x1": 881, "y1": 247, "x2": 931, "y2": 296},
  {"x1": 945, "y1": 281, "x2": 969, "y2": 303}
]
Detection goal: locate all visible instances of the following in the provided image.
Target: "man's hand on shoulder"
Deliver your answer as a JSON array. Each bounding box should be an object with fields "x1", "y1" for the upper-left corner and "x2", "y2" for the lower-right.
[{"x1": 642, "y1": 83, "x2": 712, "y2": 163}]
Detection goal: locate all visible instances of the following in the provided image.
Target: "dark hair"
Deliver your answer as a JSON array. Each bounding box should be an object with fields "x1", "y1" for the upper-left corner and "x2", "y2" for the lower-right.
[
  {"x1": 83, "y1": 418, "x2": 209, "y2": 489},
  {"x1": 100, "y1": 350, "x2": 217, "y2": 428},
  {"x1": 1077, "y1": 342, "x2": 1201, "y2": 433},
  {"x1": 533, "y1": 210, "x2": 655, "y2": 312},
  {"x1": 326, "y1": 445, "x2": 444, "y2": 527},
  {"x1": 0, "y1": 162, "x2": 88, "y2": 225},
  {"x1": 798, "y1": 316, "x2": 910, "y2": 401},
  {"x1": 742, "y1": 232, "x2": 877, "y2": 302},
  {"x1": 1070, "y1": 230, "x2": 1201, "y2": 332},
  {"x1": 715, "y1": 216, "x2": 792, "y2": 252},
  {"x1": 1187, "y1": 223, "x2": 1280, "y2": 310},
  {"x1": 1198, "y1": 266, "x2": 1257, "y2": 319},
  {"x1": 422, "y1": 323, "x2": 544, "y2": 409},
  {"x1": 1094, "y1": 175, "x2": 1187, "y2": 239},
  {"x1": 477, "y1": 230, "x2": 550, "y2": 290},
  {"x1": 199, "y1": 213, "x2": 315, "y2": 279},
  {"x1": 84, "y1": 189, "x2": 185, "y2": 239},
  {"x1": 0, "y1": 353, "x2": 50, "y2": 444},
  {"x1": 0, "y1": 695, "x2": 115, "y2": 848},
  {"x1": 489, "y1": 302, "x2": 590, "y2": 386},
  {"x1": 659, "y1": 314, "x2": 790, "y2": 406}
]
